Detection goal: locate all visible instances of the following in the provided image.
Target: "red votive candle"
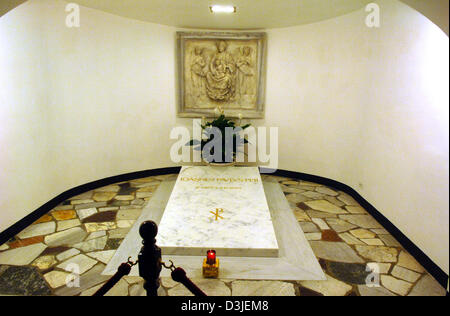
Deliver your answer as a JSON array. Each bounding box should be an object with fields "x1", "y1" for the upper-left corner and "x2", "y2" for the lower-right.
[{"x1": 206, "y1": 250, "x2": 216, "y2": 265}]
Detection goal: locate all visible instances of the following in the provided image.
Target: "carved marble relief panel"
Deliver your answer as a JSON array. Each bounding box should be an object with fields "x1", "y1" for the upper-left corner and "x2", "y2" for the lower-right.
[{"x1": 177, "y1": 32, "x2": 266, "y2": 118}]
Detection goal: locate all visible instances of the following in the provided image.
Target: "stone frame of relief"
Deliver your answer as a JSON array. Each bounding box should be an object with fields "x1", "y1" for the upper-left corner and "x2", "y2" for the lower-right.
[{"x1": 176, "y1": 31, "x2": 267, "y2": 119}]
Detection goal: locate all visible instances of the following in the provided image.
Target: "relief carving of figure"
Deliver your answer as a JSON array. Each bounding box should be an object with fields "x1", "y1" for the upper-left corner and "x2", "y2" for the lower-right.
[
  {"x1": 205, "y1": 41, "x2": 236, "y2": 101},
  {"x1": 236, "y1": 46, "x2": 255, "y2": 97},
  {"x1": 190, "y1": 46, "x2": 206, "y2": 97}
]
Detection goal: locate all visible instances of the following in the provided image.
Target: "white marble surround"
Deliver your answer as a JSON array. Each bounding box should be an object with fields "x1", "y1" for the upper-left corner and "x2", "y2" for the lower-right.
[
  {"x1": 104, "y1": 172, "x2": 325, "y2": 281},
  {"x1": 157, "y1": 166, "x2": 279, "y2": 257}
]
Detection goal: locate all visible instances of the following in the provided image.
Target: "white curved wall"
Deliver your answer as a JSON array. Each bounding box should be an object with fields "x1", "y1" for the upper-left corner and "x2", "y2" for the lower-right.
[
  {"x1": 263, "y1": 0, "x2": 449, "y2": 274},
  {"x1": 0, "y1": 0, "x2": 183, "y2": 232},
  {"x1": 0, "y1": 0, "x2": 448, "y2": 273}
]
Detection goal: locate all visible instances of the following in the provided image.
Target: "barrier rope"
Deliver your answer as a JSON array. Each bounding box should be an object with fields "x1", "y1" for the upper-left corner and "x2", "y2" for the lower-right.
[
  {"x1": 93, "y1": 257, "x2": 137, "y2": 296},
  {"x1": 92, "y1": 221, "x2": 208, "y2": 296},
  {"x1": 93, "y1": 258, "x2": 207, "y2": 296},
  {"x1": 163, "y1": 260, "x2": 207, "y2": 297}
]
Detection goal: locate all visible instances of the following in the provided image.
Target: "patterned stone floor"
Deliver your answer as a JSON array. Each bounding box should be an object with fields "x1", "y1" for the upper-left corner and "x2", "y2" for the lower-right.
[{"x1": 0, "y1": 173, "x2": 446, "y2": 296}]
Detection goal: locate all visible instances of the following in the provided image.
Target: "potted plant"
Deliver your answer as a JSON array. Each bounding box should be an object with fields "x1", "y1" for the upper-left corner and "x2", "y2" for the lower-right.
[{"x1": 187, "y1": 107, "x2": 251, "y2": 165}]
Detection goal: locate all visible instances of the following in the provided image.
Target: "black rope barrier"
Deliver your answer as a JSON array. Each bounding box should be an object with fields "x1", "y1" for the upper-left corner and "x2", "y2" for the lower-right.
[
  {"x1": 92, "y1": 220, "x2": 208, "y2": 296},
  {"x1": 93, "y1": 261, "x2": 133, "y2": 296}
]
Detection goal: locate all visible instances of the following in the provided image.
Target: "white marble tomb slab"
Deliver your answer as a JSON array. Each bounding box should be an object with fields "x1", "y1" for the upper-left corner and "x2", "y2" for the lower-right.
[
  {"x1": 104, "y1": 174, "x2": 325, "y2": 281},
  {"x1": 157, "y1": 166, "x2": 279, "y2": 257}
]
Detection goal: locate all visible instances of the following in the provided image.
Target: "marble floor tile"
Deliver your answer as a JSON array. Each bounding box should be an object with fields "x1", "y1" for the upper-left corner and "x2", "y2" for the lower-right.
[
  {"x1": 44, "y1": 270, "x2": 71, "y2": 289},
  {"x1": 408, "y1": 274, "x2": 447, "y2": 296},
  {"x1": 54, "y1": 204, "x2": 74, "y2": 211},
  {"x1": 98, "y1": 206, "x2": 119, "y2": 212},
  {"x1": 74, "y1": 202, "x2": 107, "y2": 210},
  {"x1": 31, "y1": 255, "x2": 57, "y2": 270},
  {"x1": 315, "y1": 186, "x2": 338, "y2": 196},
  {"x1": 397, "y1": 251, "x2": 425, "y2": 273},
  {"x1": 114, "y1": 195, "x2": 135, "y2": 201},
  {"x1": 169, "y1": 279, "x2": 230, "y2": 296},
  {"x1": 129, "y1": 282, "x2": 148, "y2": 296},
  {"x1": 0, "y1": 243, "x2": 47, "y2": 265},
  {"x1": 361, "y1": 238, "x2": 385, "y2": 246},
  {"x1": 74, "y1": 236, "x2": 108, "y2": 252},
  {"x1": 391, "y1": 265, "x2": 421, "y2": 283},
  {"x1": 338, "y1": 232, "x2": 364, "y2": 245},
  {"x1": 300, "y1": 222, "x2": 320, "y2": 233},
  {"x1": 51, "y1": 210, "x2": 76, "y2": 221},
  {"x1": 103, "y1": 278, "x2": 129, "y2": 296},
  {"x1": 357, "y1": 285, "x2": 396, "y2": 296},
  {"x1": 117, "y1": 220, "x2": 135, "y2": 228},
  {"x1": 350, "y1": 229, "x2": 376, "y2": 239},
  {"x1": 56, "y1": 248, "x2": 80, "y2": 261},
  {"x1": 71, "y1": 199, "x2": 94, "y2": 205},
  {"x1": 116, "y1": 209, "x2": 142, "y2": 220},
  {"x1": 55, "y1": 264, "x2": 110, "y2": 296},
  {"x1": 231, "y1": 280, "x2": 295, "y2": 296},
  {"x1": 0, "y1": 173, "x2": 446, "y2": 296},
  {"x1": 86, "y1": 231, "x2": 106, "y2": 240},
  {"x1": 87, "y1": 250, "x2": 116, "y2": 264},
  {"x1": 309, "y1": 241, "x2": 365, "y2": 263},
  {"x1": 323, "y1": 196, "x2": 345, "y2": 207},
  {"x1": 292, "y1": 209, "x2": 311, "y2": 222},
  {"x1": 84, "y1": 222, "x2": 117, "y2": 232},
  {"x1": 0, "y1": 266, "x2": 51, "y2": 295},
  {"x1": 302, "y1": 191, "x2": 325, "y2": 199},
  {"x1": 82, "y1": 211, "x2": 117, "y2": 223},
  {"x1": 80, "y1": 283, "x2": 105, "y2": 296},
  {"x1": 321, "y1": 230, "x2": 342, "y2": 242},
  {"x1": 305, "y1": 200, "x2": 347, "y2": 214},
  {"x1": 57, "y1": 219, "x2": 81, "y2": 231},
  {"x1": 8, "y1": 236, "x2": 44, "y2": 249},
  {"x1": 94, "y1": 185, "x2": 120, "y2": 193},
  {"x1": 381, "y1": 275, "x2": 412, "y2": 296},
  {"x1": 325, "y1": 218, "x2": 357, "y2": 233},
  {"x1": 76, "y1": 208, "x2": 98, "y2": 221},
  {"x1": 107, "y1": 228, "x2": 130, "y2": 239},
  {"x1": 326, "y1": 261, "x2": 371, "y2": 284},
  {"x1": 299, "y1": 273, "x2": 353, "y2": 296},
  {"x1": 311, "y1": 218, "x2": 330, "y2": 230},
  {"x1": 306, "y1": 210, "x2": 337, "y2": 219},
  {"x1": 57, "y1": 254, "x2": 98, "y2": 274},
  {"x1": 339, "y1": 215, "x2": 383, "y2": 229},
  {"x1": 369, "y1": 262, "x2": 391, "y2": 274},
  {"x1": 44, "y1": 227, "x2": 87, "y2": 247},
  {"x1": 34, "y1": 214, "x2": 53, "y2": 224},
  {"x1": 345, "y1": 206, "x2": 367, "y2": 214},
  {"x1": 305, "y1": 233, "x2": 322, "y2": 241},
  {"x1": 17, "y1": 222, "x2": 56, "y2": 239},
  {"x1": 354, "y1": 245, "x2": 398, "y2": 263},
  {"x1": 92, "y1": 192, "x2": 117, "y2": 202},
  {"x1": 378, "y1": 234, "x2": 402, "y2": 247},
  {"x1": 336, "y1": 192, "x2": 358, "y2": 206}
]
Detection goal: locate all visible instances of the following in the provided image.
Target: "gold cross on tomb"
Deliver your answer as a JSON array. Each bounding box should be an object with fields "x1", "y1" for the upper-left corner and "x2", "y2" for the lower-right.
[{"x1": 210, "y1": 208, "x2": 224, "y2": 221}]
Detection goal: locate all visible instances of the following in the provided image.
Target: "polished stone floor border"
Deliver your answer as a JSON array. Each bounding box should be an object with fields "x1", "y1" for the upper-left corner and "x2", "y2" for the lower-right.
[{"x1": 104, "y1": 178, "x2": 326, "y2": 280}]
